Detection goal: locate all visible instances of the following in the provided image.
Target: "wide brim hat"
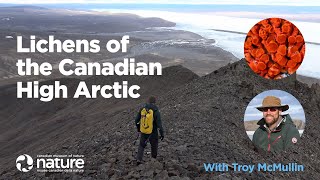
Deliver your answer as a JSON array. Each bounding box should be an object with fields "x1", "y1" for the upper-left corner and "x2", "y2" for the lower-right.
[{"x1": 256, "y1": 96, "x2": 289, "y2": 112}]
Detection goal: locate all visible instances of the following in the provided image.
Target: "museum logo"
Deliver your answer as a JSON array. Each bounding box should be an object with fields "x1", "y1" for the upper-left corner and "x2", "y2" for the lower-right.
[
  {"x1": 16, "y1": 154, "x2": 85, "y2": 173},
  {"x1": 16, "y1": 154, "x2": 34, "y2": 172}
]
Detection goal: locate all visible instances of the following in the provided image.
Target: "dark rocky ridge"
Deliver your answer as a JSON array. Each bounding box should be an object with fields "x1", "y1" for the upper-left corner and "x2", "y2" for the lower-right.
[
  {"x1": 297, "y1": 74, "x2": 320, "y2": 87},
  {"x1": 0, "y1": 65, "x2": 199, "y2": 176},
  {"x1": 1, "y1": 59, "x2": 319, "y2": 179}
]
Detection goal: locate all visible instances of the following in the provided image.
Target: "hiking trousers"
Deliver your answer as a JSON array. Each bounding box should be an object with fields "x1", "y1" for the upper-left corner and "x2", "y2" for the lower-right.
[{"x1": 136, "y1": 133, "x2": 158, "y2": 161}]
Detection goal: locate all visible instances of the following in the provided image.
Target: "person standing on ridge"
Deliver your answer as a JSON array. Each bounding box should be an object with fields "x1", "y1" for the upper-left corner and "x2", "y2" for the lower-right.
[{"x1": 135, "y1": 96, "x2": 164, "y2": 164}]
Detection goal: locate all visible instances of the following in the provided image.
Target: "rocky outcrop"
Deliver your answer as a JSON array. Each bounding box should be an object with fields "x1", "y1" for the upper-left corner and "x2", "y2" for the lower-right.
[{"x1": 1, "y1": 60, "x2": 320, "y2": 179}]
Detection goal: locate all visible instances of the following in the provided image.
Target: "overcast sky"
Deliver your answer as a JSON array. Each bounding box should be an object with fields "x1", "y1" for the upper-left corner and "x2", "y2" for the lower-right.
[{"x1": 1, "y1": 0, "x2": 320, "y2": 6}]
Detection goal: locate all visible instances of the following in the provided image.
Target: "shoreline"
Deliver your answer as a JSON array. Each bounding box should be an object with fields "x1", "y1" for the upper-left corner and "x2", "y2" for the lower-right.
[
  {"x1": 1, "y1": 27, "x2": 319, "y2": 85},
  {"x1": 210, "y1": 29, "x2": 320, "y2": 45},
  {"x1": 95, "y1": 8, "x2": 320, "y2": 80},
  {"x1": 0, "y1": 6, "x2": 319, "y2": 84}
]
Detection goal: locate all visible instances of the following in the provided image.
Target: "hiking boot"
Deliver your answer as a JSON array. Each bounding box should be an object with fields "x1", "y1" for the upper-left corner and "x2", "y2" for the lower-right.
[{"x1": 136, "y1": 160, "x2": 142, "y2": 166}]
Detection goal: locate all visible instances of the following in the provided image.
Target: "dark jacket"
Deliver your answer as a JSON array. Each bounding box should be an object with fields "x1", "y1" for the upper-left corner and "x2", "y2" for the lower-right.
[
  {"x1": 135, "y1": 103, "x2": 164, "y2": 137},
  {"x1": 252, "y1": 114, "x2": 300, "y2": 152}
]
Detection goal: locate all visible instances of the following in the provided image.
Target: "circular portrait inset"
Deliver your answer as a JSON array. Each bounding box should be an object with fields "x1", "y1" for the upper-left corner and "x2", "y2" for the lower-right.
[
  {"x1": 244, "y1": 90, "x2": 305, "y2": 152},
  {"x1": 244, "y1": 18, "x2": 306, "y2": 79}
]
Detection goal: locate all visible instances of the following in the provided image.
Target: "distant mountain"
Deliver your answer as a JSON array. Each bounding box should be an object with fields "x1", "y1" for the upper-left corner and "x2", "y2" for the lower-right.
[
  {"x1": 0, "y1": 6, "x2": 176, "y2": 82},
  {"x1": 0, "y1": 5, "x2": 49, "y2": 10},
  {"x1": 0, "y1": 6, "x2": 175, "y2": 33}
]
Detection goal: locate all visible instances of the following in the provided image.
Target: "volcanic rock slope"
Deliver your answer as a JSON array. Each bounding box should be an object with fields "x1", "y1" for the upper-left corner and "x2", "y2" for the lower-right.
[
  {"x1": 1, "y1": 59, "x2": 320, "y2": 179},
  {"x1": 0, "y1": 65, "x2": 198, "y2": 177}
]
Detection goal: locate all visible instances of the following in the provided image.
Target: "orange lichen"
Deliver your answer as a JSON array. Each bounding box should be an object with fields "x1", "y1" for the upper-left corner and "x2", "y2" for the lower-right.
[
  {"x1": 288, "y1": 36, "x2": 296, "y2": 44},
  {"x1": 296, "y1": 35, "x2": 304, "y2": 43},
  {"x1": 255, "y1": 48, "x2": 265, "y2": 58},
  {"x1": 292, "y1": 27, "x2": 299, "y2": 36},
  {"x1": 288, "y1": 45, "x2": 299, "y2": 57},
  {"x1": 277, "y1": 45, "x2": 287, "y2": 56},
  {"x1": 276, "y1": 34, "x2": 287, "y2": 44},
  {"x1": 266, "y1": 41, "x2": 278, "y2": 53},
  {"x1": 252, "y1": 35, "x2": 260, "y2": 46},
  {"x1": 259, "y1": 54, "x2": 269, "y2": 64},
  {"x1": 270, "y1": 18, "x2": 281, "y2": 28},
  {"x1": 277, "y1": 55, "x2": 288, "y2": 67},
  {"x1": 257, "y1": 61, "x2": 267, "y2": 70},
  {"x1": 282, "y1": 22, "x2": 292, "y2": 34},
  {"x1": 287, "y1": 60, "x2": 297, "y2": 68},
  {"x1": 259, "y1": 29, "x2": 268, "y2": 39},
  {"x1": 245, "y1": 53, "x2": 254, "y2": 62},
  {"x1": 244, "y1": 18, "x2": 305, "y2": 79},
  {"x1": 268, "y1": 66, "x2": 281, "y2": 77},
  {"x1": 261, "y1": 19, "x2": 269, "y2": 27},
  {"x1": 291, "y1": 52, "x2": 302, "y2": 63}
]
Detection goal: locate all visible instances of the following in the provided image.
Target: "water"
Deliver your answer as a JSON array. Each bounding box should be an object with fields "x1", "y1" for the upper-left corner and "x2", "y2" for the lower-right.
[
  {"x1": 90, "y1": 8, "x2": 320, "y2": 79},
  {"x1": 6, "y1": 3, "x2": 318, "y2": 78},
  {"x1": 12, "y1": 4, "x2": 320, "y2": 15}
]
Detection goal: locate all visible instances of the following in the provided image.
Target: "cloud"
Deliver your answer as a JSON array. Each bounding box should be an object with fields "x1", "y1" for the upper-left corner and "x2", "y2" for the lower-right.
[{"x1": 2, "y1": 0, "x2": 320, "y2": 6}]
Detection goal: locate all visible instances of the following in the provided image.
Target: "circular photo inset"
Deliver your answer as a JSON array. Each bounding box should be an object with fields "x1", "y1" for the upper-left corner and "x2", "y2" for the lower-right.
[
  {"x1": 244, "y1": 90, "x2": 305, "y2": 152},
  {"x1": 244, "y1": 18, "x2": 305, "y2": 79}
]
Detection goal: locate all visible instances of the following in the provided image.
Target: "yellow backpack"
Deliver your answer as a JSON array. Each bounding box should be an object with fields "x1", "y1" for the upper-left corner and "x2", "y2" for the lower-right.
[{"x1": 140, "y1": 108, "x2": 154, "y2": 134}]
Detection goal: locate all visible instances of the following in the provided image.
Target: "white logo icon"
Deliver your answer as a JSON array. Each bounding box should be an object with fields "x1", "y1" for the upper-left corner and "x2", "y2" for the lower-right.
[{"x1": 16, "y1": 154, "x2": 33, "y2": 172}]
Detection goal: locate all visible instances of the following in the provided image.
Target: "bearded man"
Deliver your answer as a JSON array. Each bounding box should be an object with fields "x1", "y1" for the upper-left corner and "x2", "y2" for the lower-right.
[{"x1": 252, "y1": 96, "x2": 300, "y2": 152}]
